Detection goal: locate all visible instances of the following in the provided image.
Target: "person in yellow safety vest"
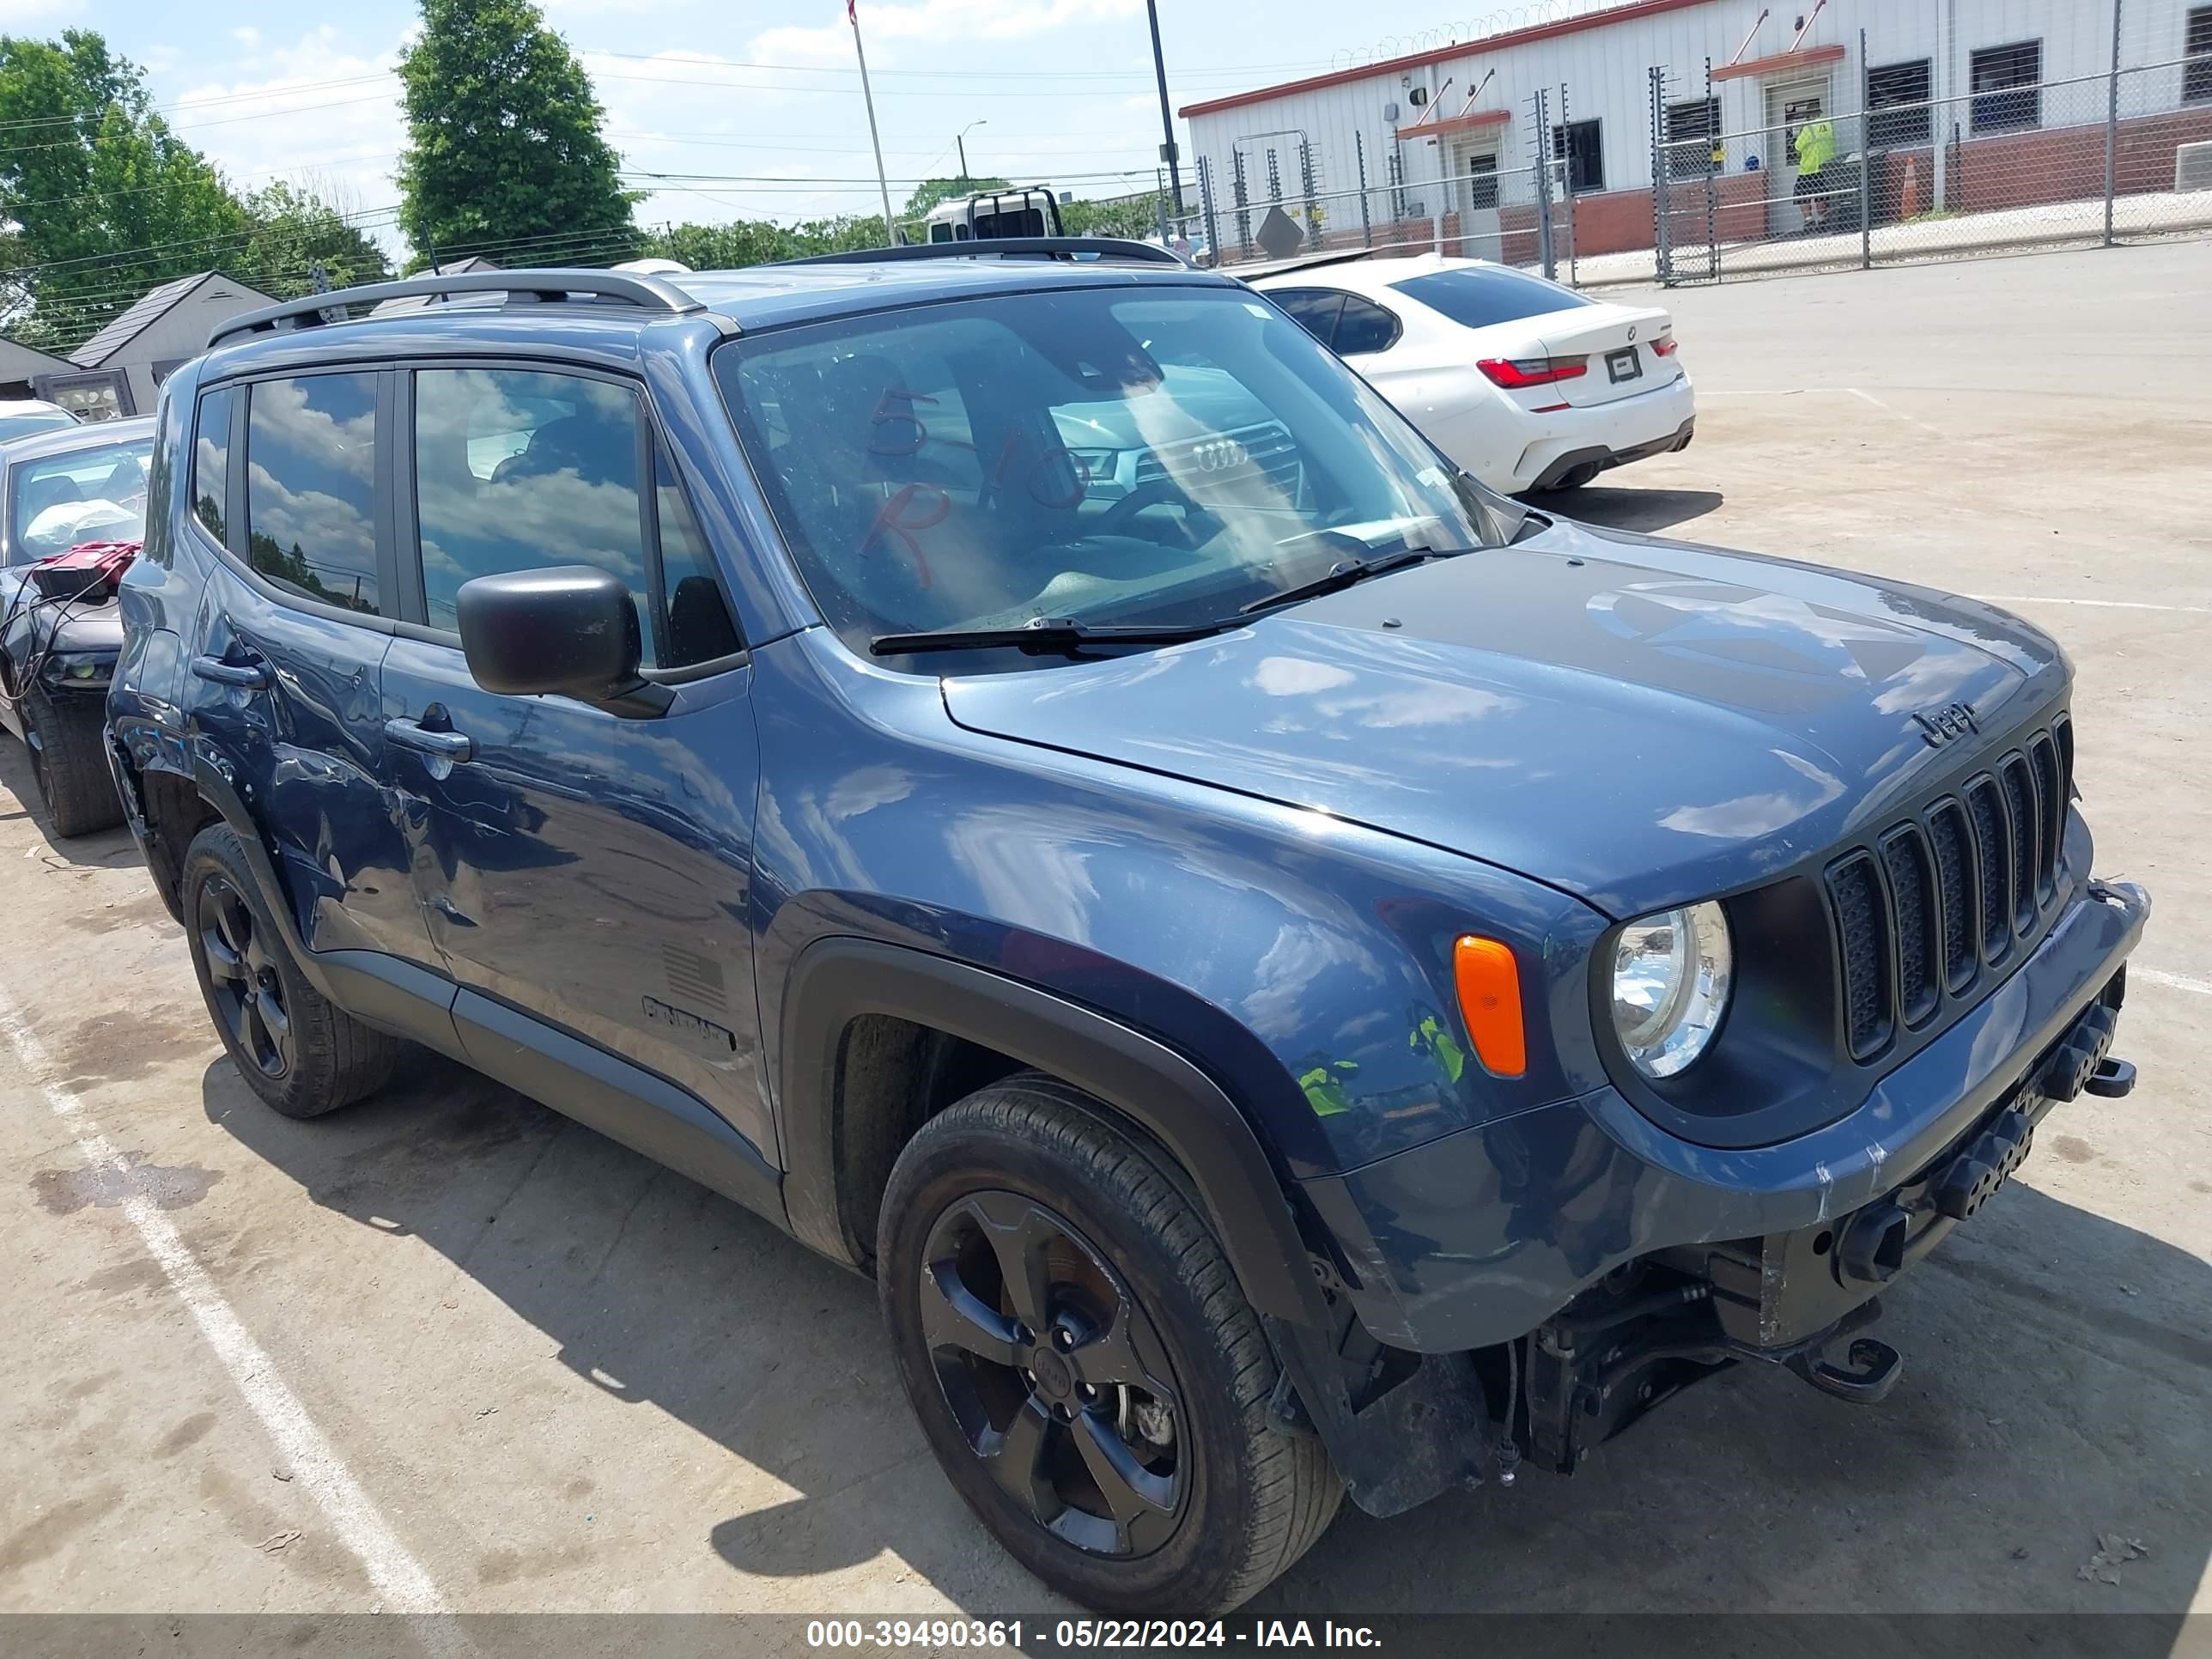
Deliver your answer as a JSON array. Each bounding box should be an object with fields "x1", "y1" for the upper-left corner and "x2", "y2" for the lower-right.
[{"x1": 1792, "y1": 115, "x2": 1838, "y2": 231}]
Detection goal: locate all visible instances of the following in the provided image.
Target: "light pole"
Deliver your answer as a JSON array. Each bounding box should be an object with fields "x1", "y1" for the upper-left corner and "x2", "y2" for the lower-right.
[
  {"x1": 1146, "y1": 0, "x2": 1185, "y2": 216},
  {"x1": 957, "y1": 119, "x2": 988, "y2": 184}
]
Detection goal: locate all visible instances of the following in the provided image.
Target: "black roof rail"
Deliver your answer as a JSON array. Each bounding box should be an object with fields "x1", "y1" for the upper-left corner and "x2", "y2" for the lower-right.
[
  {"x1": 207, "y1": 268, "x2": 706, "y2": 350},
  {"x1": 775, "y1": 237, "x2": 1188, "y2": 269}
]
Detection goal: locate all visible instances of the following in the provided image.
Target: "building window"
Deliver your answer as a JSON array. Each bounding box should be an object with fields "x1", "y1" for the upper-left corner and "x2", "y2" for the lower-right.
[
  {"x1": 1664, "y1": 97, "x2": 1721, "y2": 179},
  {"x1": 2186, "y1": 7, "x2": 2212, "y2": 105},
  {"x1": 1552, "y1": 118, "x2": 1604, "y2": 193},
  {"x1": 1969, "y1": 40, "x2": 2041, "y2": 134},
  {"x1": 1867, "y1": 59, "x2": 1934, "y2": 147}
]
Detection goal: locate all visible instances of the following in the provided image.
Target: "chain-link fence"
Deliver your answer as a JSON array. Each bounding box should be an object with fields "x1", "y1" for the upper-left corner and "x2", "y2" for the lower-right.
[
  {"x1": 1195, "y1": 92, "x2": 1585, "y2": 278},
  {"x1": 1176, "y1": 0, "x2": 2209, "y2": 290},
  {"x1": 1639, "y1": 3, "x2": 2212, "y2": 285}
]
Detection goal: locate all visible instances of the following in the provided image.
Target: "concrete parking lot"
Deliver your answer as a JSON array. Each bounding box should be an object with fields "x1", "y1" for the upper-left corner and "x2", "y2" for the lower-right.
[{"x1": 2, "y1": 240, "x2": 2208, "y2": 1640}]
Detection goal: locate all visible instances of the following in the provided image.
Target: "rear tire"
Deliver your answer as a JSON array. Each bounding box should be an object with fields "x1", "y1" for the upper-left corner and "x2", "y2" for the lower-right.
[
  {"x1": 179, "y1": 823, "x2": 403, "y2": 1118},
  {"x1": 878, "y1": 1073, "x2": 1341, "y2": 1613},
  {"x1": 22, "y1": 684, "x2": 123, "y2": 837}
]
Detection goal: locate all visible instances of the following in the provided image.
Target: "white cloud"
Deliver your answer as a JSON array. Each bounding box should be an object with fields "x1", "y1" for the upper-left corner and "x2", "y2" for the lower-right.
[
  {"x1": 0, "y1": 0, "x2": 79, "y2": 24},
  {"x1": 173, "y1": 27, "x2": 407, "y2": 251},
  {"x1": 756, "y1": 0, "x2": 1141, "y2": 64}
]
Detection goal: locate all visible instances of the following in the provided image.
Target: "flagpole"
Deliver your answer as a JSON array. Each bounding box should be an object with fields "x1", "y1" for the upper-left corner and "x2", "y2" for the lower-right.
[{"x1": 849, "y1": 3, "x2": 897, "y2": 244}]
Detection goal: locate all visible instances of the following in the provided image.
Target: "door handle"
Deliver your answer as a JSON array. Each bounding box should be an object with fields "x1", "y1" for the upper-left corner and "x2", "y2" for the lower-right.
[
  {"x1": 384, "y1": 716, "x2": 474, "y2": 762},
  {"x1": 191, "y1": 655, "x2": 271, "y2": 690}
]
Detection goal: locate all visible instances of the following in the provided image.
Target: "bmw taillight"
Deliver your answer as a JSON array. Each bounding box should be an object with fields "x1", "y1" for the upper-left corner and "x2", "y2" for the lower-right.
[
  {"x1": 1477, "y1": 356, "x2": 1589, "y2": 389},
  {"x1": 1650, "y1": 335, "x2": 1680, "y2": 357}
]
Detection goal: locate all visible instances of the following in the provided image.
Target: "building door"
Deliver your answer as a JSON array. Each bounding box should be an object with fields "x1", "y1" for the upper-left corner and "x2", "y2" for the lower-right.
[
  {"x1": 1454, "y1": 143, "x2": 1501, "y2": 256},
  {"x1": 1765, "y1": 79, "x2": 1832, "y2": 236}
]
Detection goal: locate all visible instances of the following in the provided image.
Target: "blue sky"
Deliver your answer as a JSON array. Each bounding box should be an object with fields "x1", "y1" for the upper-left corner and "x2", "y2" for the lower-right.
[{"x1": 15, "y1": 0, "x2": 1626, "y2": 258}]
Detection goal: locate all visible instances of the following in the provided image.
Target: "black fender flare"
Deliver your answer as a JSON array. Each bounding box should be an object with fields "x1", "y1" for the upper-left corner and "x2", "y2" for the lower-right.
[{"x1": 779, "y1": 936, "x2": 1330, "y2": 1328}]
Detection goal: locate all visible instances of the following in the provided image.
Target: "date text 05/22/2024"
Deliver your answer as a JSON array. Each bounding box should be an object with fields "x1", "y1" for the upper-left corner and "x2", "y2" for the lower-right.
[{"x1": 805, "y1": 1620, "x2": 1384, "y2": 1650}]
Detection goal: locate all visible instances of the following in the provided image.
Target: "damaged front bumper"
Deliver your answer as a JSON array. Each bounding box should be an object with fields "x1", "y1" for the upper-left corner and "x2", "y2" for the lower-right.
[{"x1": 1280, "y1": 878, "x2": 2149, "y2": 1516}]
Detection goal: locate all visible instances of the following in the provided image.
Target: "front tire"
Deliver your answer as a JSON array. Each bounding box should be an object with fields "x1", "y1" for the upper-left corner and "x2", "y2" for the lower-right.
[
  {"x1": 179, "y1": 823, "x2": 402, "y2": 1118},
  {"x1": 878, "y1": 1074, "x2": 1340, "y2": 1613},
  {"x1": 21, "y1": 684, "x2": 123, "y2": 837}
]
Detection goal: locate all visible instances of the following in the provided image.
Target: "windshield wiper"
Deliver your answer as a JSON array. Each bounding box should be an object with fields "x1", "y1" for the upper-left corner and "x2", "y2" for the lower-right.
[
  {"x1": 870, "y1": 617, "x2": 1236, "y2": 656},
  {"x1": 1238, "y1": 544, "x2": 1474, "y2": 616}
]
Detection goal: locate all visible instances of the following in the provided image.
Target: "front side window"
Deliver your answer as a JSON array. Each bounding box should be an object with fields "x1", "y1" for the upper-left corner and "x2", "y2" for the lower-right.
[
  {"x1": 194, "y1": 386, "x2": 235, "y2": 544},
  {"x1": 411, "y1": 367, "x2": 654, "y2": 658},
  {"x1": 246, "y1": 373, "x2": 380, "y2": 614},
  {"x1": 10, "y1": 435, "x2": 155, "y2": 562},
  {"x1": 713, "y1": 284, "x2": 1505, "y2": 665},
  {"x1": 1390, "y1": 264, "x2": 1589, "y2": 331},
  {"x1": 654, "y1": 439, "x2": 742, "y2": 667}
]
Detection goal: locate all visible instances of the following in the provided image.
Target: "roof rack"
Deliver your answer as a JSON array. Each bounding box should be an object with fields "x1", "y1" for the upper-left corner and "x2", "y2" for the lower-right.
[
  {"x1": 207, "y1": 268, "x2": 705, "y2": 350},
  {"x1": 775, "y1": 237, "x2": 1188, "y2": 269}
]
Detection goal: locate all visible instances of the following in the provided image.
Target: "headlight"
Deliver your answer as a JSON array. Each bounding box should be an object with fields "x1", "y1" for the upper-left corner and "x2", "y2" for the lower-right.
[
  {"x1": 40, "y1": 652, "x2": 112, "y2": 685},
  {"x1": 1610, "y1": 901, "x2": 1733, "y2": 1079}
]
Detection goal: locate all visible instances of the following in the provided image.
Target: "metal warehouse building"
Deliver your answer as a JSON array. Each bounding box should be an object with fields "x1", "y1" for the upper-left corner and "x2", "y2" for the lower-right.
[{"x1": 1179, "y1": 0, "x2": 2212, "y2": 269}]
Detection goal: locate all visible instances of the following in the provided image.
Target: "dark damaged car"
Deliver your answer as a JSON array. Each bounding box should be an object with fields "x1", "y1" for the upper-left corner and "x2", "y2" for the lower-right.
[
  {"x1": 0, "y1": 416, "x2": 149, "y2": 835},
  {"x1": 106, "y1": 250, "x2": 2147, "y2": 1612}
]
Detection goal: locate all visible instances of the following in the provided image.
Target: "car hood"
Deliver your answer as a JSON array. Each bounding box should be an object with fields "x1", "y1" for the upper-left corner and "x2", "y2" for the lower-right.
[{"x1": 941, "y1": 519, "x2": 2067, "y2": 918}]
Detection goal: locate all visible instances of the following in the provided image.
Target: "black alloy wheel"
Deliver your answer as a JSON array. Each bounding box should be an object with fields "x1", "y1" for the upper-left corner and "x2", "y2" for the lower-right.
[
  {"x1": 920, "y1": 1189, "x2": 1185, "y2": 1558},
  {"x1": 197, "y1": 872, "x2": 293, "y2": 1080}
]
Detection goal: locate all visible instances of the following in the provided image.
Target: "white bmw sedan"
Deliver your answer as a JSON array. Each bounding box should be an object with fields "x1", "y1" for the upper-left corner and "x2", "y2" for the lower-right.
[{"x1": 1251, "y1": 254, "x2": 1695, "y2": 495}]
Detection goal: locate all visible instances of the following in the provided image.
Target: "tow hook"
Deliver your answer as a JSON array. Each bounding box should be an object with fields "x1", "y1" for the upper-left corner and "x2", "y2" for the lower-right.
[{"x1": 1784, "y1": 1334, "x2": 1904, "y2": 1404}]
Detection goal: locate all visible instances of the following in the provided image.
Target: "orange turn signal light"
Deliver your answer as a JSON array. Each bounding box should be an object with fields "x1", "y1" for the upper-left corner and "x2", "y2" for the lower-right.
[{"x1": 1453, "y1": 936, "x2": 1527, "y2": 1078}]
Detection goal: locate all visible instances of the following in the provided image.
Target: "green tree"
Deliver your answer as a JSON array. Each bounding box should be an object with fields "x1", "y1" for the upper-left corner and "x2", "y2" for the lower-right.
[
  {"x1": 235, "y1": 181, "x2": 392, "y2": 298},
  {"x1": 1060, "y1": 191, "x2": 1164, "y2": 240},
  {"x1": 640, "y1": 213, "x2": 890, "y2": 272},
  {"x1": 395, "y1": 0, "x2": 635, "y2": 268},
  {"x1": 0, "y1": 30, "x2": 246, "y2": 350}
]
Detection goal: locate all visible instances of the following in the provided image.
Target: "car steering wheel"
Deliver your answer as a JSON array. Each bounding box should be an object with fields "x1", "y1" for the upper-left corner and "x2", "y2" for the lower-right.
[{"x1": 1090, "y1": 480, "x2": 1220, "y2": 546}]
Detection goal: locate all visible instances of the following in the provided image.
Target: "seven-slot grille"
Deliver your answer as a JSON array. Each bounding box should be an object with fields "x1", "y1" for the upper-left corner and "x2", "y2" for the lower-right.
[{"x1": 1826, "y1": 719, "x2": 2073, "y2": 1062}]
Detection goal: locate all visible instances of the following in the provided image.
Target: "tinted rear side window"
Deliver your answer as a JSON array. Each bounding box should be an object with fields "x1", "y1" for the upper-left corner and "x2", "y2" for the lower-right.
[
  {"x1": 246, "y1": 373, "x2": 380, "y2": 614},
  {"x1": 1333, "y1": 296, "x2": 1402, "y2": 356},
  {"x1": 1269, "y1": 288, "x2": 1345, "y2": 346},
  {"x1": 194, "y1": 386, "x2": 235, "y2": 544},
  {"x1": 1389, "y1": 266, "x2": 1591, "y2": 331}
]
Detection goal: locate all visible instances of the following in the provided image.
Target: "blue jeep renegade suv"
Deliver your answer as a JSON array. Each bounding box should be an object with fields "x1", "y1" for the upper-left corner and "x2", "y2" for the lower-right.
[{"x1": 106, "y1": 249, "x2": 2148, "y2": 1612}]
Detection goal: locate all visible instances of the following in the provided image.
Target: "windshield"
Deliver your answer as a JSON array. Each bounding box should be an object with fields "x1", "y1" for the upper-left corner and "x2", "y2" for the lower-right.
[
  {"x1": 1389, "y1": 265, "x2": 1591, "y2": 331},
  {"x1": 0, "y1": 410, "x2": 76, "y2": 443},
  {"x1": 714, "y1": 283, "x2": 1504, "y2": 665},
  {"x1": 9, "y1": 436, "x2": 153, "y2": 561}
]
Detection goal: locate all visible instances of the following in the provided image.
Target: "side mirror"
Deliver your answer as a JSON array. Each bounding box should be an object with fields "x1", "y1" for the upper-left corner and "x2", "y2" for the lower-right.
[{"x1": 456, "y1": 566, "x2": 641, "y2": 702}]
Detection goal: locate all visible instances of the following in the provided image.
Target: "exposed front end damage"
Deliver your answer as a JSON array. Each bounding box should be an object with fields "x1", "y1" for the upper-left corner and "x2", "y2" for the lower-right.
[{"x1": 1279, "y1": 889, "x2": 2145, "y2": 1518}]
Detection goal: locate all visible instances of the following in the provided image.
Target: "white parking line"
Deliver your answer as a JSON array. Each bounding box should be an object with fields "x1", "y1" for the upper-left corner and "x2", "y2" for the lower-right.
[
  {"x1": 2137, "y1": 967, "x2": 2212, "y2": 998},
  {"x1": 0, "y1": 979, "x2": 456, "y2": 1624},
  {"x1": 1974, "y1": 596, "x2": 2212, "y2": 614}
]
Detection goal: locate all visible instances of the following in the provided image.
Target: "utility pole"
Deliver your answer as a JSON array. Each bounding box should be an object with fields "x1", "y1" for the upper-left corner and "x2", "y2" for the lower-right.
[
  {"x1": 1146, "y1": 0, "x2": 1185, "y2": 216},
  {"x1": 849, "y1": 2, "x2": 897, "y2": 243},
  {"x1": 957, "y1": 119, "x2": 987, "y2": 185}
]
